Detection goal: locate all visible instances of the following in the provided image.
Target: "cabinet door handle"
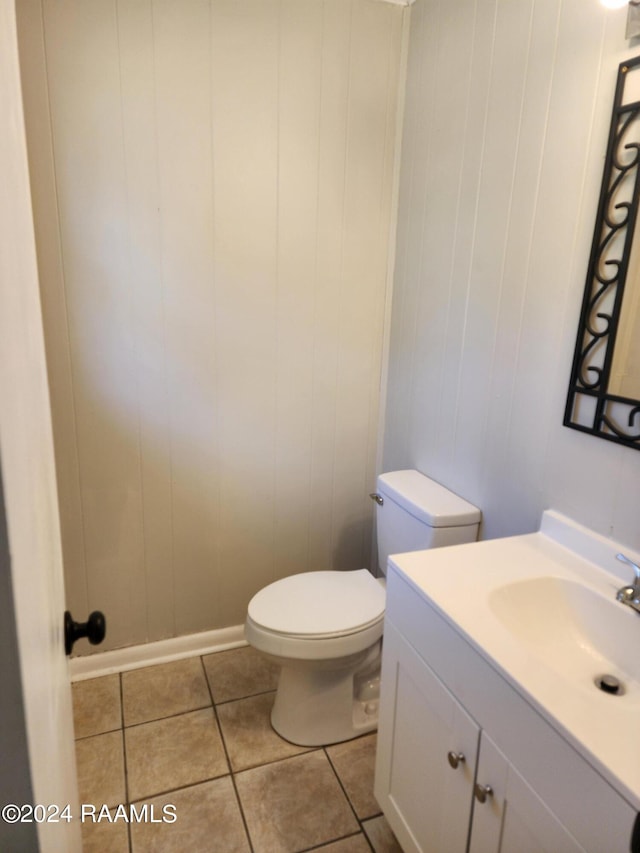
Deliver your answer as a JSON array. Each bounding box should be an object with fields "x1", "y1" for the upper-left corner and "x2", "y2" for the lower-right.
[
  {"x1": 447, "y1": 751, "x2": 465, "y2": 769},
  {"x1": 474, "y1": 783, "x2": 493, "y2": 804}
]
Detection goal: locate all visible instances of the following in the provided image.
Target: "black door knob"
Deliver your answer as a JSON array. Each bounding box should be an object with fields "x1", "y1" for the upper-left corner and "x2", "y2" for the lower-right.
[{"x1": 64, "y1": 610, "x2": 106, "y2": 655}]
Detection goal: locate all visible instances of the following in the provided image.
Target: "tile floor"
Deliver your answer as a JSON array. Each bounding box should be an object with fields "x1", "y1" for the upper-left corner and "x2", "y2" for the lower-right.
[{"x1": 72, "y1": 646, "x2": 402, "y2": 853}]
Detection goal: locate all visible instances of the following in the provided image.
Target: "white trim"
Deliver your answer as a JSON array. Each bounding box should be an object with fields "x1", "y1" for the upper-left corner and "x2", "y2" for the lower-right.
[{"x1": 69, "y1": 624, "x2": 247, "y2": 682}]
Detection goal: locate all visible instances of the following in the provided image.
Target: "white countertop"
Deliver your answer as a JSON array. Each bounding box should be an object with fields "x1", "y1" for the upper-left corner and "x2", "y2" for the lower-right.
[{"x1": 388, "y1": 510, "x2": 640, "y2": 808}]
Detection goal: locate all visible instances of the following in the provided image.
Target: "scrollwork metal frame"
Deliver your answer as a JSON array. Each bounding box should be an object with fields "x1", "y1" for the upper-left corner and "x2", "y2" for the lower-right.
[{"x1": 564, "y1": 56, "x2": 640, "y2": 450}]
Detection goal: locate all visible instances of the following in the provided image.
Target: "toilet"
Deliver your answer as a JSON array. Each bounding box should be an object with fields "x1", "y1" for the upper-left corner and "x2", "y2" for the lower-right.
[{"x1": 244, "y1": 469, "x2": 481, "y2": 746}]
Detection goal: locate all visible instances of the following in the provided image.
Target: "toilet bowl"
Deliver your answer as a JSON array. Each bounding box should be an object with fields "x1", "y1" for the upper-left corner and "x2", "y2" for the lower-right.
[
  {"x1": 245, "y1": 470, "x2": 481, "y2": 746},
  {"x1": 246, "y1": 569, "x2": 385, "y2": 746}
]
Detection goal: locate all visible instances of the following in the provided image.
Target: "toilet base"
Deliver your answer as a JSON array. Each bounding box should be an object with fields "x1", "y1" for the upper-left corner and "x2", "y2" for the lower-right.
[{"x1": 270, "y1": 642, "x2": 381, "y2": 746}]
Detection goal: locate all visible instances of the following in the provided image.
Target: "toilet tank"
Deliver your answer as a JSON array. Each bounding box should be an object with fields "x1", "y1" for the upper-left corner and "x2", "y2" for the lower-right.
[{"x1": 374, "y1": 470, "x2": 481, "y2": 576}]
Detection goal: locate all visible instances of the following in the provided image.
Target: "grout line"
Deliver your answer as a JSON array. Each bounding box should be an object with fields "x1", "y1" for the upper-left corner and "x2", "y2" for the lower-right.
[
  {"x1": 323, "y1": 745, "x2": 366, "y2": 829},
  {"x1": 119, "y1": 675, "x2": 129, "y2": 803},
  {"x1": 300, "y1": 829, "x2": 368, "y2": 852},
  {"x1": 225, "y1": 744, "x2": 315, "y2": 777},
  {"x1": 74, "y1": 725, "x2": 124, "y2": 743},
  {"x1": 127, "y1": 812, "x2": 132, "y2": 853},
  {"x1": 359, "y1": 820, "x2": 377, "y2": 853},
  {"x1": 121, "y1": 703, "x2": 212, "y2": 732},
  {"x1": 119, "y1": 672, "x2": 133, "y2": 853},
  {"x1": 119, "y1": 671, "x2": 125, "y2": 732},
  {"x1": 199, "y1": 655, "x2": 256, "y2": 853},
  {"x1": 323, "y1": 737, "x2": 384, "y2": 852},
  {"x1": 214, "y1": 687, "x2": 277, "y2": 707},
  {"x1": 126, "y1": 773, "x2": 232, "y2": 807}
]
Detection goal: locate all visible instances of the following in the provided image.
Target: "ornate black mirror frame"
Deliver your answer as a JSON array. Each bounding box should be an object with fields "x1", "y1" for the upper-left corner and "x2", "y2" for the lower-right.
[{"x1": 564, "y1": 55, "x2": 640, "y2": 450}]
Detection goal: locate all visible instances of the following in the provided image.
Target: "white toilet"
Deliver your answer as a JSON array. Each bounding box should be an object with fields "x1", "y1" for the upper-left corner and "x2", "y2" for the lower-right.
[{"x1": 244, "y1": 469, "x2": 481, "y2": 746}]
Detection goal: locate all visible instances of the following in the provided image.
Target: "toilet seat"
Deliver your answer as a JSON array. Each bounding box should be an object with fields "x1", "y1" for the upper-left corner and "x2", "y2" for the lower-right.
[
  {"x1": 245, "y1": 569, "x2": 385, "y2": 661},
  {"x1": 248, "y1": 569, "x2": 385, "y2": 637}
]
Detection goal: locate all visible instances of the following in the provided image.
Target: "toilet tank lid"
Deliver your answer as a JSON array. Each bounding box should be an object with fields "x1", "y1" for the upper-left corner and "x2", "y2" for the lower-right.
[{"x1": 377, "y1": 470, "x2": 481, "y2": 528}]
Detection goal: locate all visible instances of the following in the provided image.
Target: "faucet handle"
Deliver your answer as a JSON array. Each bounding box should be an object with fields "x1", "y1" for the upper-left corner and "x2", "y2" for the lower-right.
[{"x1": 616, "y1": 553, "x2": 640, "y2": 583}]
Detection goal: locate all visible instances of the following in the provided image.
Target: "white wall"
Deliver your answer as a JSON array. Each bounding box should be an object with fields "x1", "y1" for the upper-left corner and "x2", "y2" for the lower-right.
[
  {"x1": 383, "y1": 0, "x2": 640, "y2": 551},
  {"x1": 17, "y1": 0, "x2": 406, "y2": 650}
]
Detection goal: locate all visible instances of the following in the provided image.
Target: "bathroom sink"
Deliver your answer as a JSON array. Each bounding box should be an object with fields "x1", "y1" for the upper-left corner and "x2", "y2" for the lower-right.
[
  {"x1": 489, "y1": 575, "x2": 640, "y2": 695},
  {"x1": 387, "y1": 511, "x2": 640, "y2": 807}
]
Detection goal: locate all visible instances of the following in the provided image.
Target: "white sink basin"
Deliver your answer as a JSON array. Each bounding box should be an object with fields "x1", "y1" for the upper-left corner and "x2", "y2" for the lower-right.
[{"x1": 489, "y1": 576, "x2": 640, "y2": 696}]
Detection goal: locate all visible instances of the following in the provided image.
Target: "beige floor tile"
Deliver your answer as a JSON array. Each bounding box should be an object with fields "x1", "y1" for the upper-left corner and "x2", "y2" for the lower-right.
[
  {"x1": 122, "y1": 658, "x2": 211, "y2": 726},
  {"x1": 203, "y1": 646, "x2": 279, "y2": 703},
  {"x1": 76, "y1": 730, "x2": 126, "y2": 808},
  {"x1": 314, "y1": 834, "x2": 372, "y2": 852},
  {"x1": 125, "y1": 708, "x2": 229, "y2": 800},
  {"x1": 235, "y1": 750, "x2": 359, "y2": 853},
  {"x1": 327, "y1": 733, "x2": 380, "y2": 819},
  {"x1": 130, "y1": 777, "x2": 250, "y2": 853},
  {"x1": 81, "y1": 811, "x2": 130, "y2": 853},
  {"x1": 216, "y1": 692, "x2": 309, "y2": 771},
  {"x1": 72, "y1": 674, "x2": 121, "y2": 739},
  {"x1": 362, "y1": 815, "x2": 403, "y2": 853}
]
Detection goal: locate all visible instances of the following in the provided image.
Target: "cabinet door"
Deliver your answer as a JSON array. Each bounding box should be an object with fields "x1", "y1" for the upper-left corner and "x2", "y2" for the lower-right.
[
  {"x1": 374, "y1": 622, "x2": 480, "y2": 853},
  {"x1": 469, "y1": 733, "x2": 586, "y2": 853}
]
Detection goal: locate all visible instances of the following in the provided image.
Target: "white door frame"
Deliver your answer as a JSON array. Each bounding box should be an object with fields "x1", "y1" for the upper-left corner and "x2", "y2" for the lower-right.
[{"x1": 0, "y1": 1, "x2": 80, "y2": 850}]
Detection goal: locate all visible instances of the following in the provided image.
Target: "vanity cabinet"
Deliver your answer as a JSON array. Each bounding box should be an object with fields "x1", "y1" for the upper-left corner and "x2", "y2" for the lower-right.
[
  {"x1": 469, "y1": 731, "x2": 582, "y2": 853},
  {"x1": 376, "y1": 623, "x2": 582, "y2": 853},
  {"x1": 374, "y1": 568, "x2": 638, "y2": 853},
  {"x1": 375, "y1": 623, "x2": 479, "y2": 852}
]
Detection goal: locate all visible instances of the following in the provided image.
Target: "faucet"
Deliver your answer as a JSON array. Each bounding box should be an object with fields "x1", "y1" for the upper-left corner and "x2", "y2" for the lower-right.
[{"x1": 615, "y1": 553, "x2": 640, "y2": 614}]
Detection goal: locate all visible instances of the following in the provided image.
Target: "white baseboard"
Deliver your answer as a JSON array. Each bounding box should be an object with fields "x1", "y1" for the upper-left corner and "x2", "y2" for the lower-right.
[{"x1": 69, "y1": 624, "x2": 247, "y2": 682}]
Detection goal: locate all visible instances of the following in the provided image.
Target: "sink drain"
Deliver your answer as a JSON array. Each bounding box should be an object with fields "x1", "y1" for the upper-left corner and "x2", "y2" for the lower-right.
[{"x1": 594, "y1": 674, "x2": 625, "y2": 696}]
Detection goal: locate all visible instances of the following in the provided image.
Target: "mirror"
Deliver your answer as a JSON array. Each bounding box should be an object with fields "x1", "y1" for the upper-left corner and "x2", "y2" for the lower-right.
[{"x1": 565, "y1": 55, "x2": 640, "y2": 450}]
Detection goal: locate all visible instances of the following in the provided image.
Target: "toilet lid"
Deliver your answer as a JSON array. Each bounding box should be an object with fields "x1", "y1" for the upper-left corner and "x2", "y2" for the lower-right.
[{"x1": 248, "y1": 569, "x2": 385, "y2": 637}]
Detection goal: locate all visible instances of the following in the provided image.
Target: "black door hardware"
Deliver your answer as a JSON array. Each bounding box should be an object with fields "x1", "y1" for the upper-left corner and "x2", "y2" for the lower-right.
[{"x1": 64, "y1": 610, "x2": 106, "y2": 655}]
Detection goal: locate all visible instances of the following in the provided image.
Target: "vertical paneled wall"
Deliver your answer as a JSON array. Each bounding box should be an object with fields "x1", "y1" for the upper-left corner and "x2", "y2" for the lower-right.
[
  {"x1": 17, "y1": 0, "x2": 405, "y2": 650},
  {"x1": 383, "y1": 0, "x2": 640, "y2": 550}
]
